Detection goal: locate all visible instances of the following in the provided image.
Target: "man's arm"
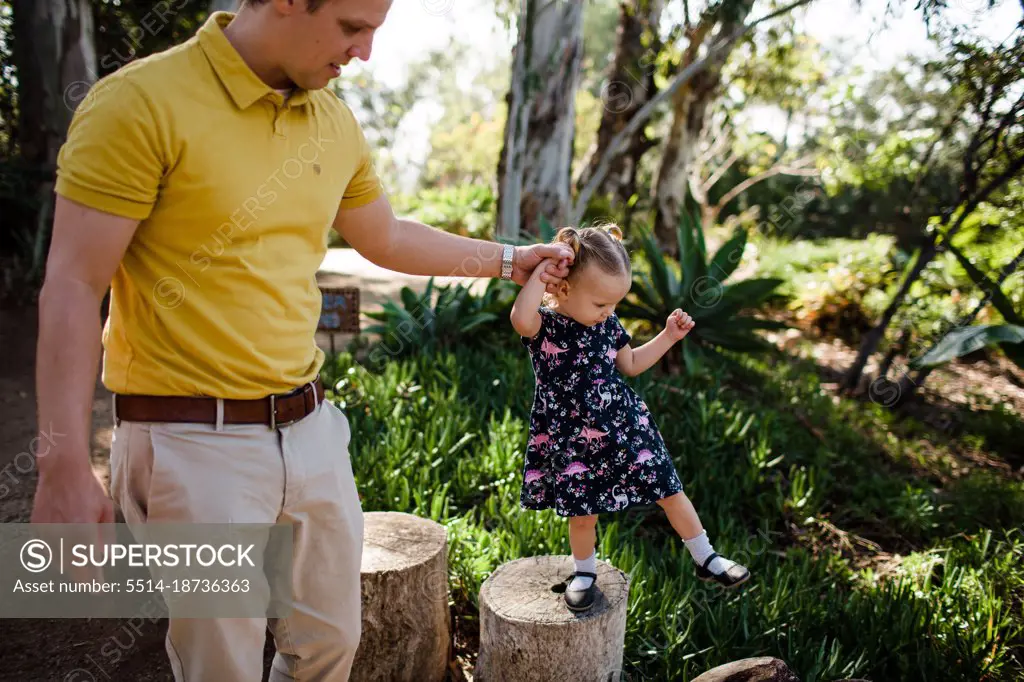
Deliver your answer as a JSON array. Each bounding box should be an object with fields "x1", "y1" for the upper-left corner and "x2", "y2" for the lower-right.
[
  {"x1": 332, "y1": 196, "x2": 573, "y2": 290},
  {"x1": 32, "y1": 196, "x2": 138, "y2": 525}
]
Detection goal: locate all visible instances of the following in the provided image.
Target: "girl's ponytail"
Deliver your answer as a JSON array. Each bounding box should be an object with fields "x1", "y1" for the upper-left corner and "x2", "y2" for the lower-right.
[
  {"x1": 555, "y1": 226, "x2": 582, "y2": 259},
  {"x1": 549, "y1": 223, "x2": 630, "y2": 283}
]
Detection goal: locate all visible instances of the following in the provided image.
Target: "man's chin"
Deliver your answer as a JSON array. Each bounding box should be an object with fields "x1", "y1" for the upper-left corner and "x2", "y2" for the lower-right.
[{"x1": 297, "y1": 75, "x2": 333, "y2": 91}]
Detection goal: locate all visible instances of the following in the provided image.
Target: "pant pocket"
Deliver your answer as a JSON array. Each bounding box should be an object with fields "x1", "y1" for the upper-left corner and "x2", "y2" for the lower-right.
[
  {"x1": 110, "y1": 421, "x2": 155, "y2": 524},
  {"x1": 324, "y1": 399, "x2": 352, "y2": 452}
]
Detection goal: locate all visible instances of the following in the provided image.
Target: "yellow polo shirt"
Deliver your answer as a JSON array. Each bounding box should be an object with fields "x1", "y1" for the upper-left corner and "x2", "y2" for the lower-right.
[{"x1": 55, "y1": 11, "x2": 383, "y2": 399}]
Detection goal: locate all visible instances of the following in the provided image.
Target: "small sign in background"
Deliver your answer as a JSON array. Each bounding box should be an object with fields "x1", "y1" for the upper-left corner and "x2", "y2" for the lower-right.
[{"x1": 317, "y1": 286, "x2": 361, "y2": 355}]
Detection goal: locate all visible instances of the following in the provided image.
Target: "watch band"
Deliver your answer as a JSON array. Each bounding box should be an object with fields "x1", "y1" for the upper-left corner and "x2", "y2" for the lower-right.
[{"x1": 500, "y1": 244, "x2": 514, "y2": 280}]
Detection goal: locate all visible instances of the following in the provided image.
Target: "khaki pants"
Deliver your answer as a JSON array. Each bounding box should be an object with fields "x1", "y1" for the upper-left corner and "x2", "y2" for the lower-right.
[{"x1": 109, "y1": 397, "x2": 364, "y2": 681}]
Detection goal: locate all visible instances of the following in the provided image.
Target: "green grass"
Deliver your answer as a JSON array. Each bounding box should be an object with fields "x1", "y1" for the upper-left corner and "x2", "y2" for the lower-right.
[{"x1": 322, "y1": 344, "x2": 1024, "y2": 681}]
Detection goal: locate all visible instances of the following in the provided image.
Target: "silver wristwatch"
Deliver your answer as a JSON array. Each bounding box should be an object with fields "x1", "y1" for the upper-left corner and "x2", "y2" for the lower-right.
[{"x1": 500, "y1": 244, "x2": 514, "y2": 280}]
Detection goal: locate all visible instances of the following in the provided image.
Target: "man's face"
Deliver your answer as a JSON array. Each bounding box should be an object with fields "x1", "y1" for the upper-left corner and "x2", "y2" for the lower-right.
[{"x1": 275, "y1": 0, "x2": 392, "y2": 90}]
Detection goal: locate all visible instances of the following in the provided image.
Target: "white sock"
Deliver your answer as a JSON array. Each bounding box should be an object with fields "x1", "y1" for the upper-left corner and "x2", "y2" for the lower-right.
[
  {"x1": 568, "y1": 550, "x2": 597, "y2": 591},
  {"x1": 683, "y1": 530, "x2": 735, "y2": 575}
]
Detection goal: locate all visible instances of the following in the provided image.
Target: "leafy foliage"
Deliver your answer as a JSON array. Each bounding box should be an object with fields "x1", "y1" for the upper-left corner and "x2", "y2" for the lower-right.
[
  {"x1": 391, "y1": 184, "x2": 496, "y2": 240},
  {"x1": 363, "y1": 277, "x2": 517, "y2": 359},
  {"x1": 617, "y1": 211, "x2": 788, "y2": 372},
  {"x1": 911, "y1": 324, "x2": 1024, "y2": 369},
  {"x1": 319, "y1": 342, "x2": 1024, "y2": 681},
  {"x1": 92, "y1": 0, "x2": 209, "y2": 78}
]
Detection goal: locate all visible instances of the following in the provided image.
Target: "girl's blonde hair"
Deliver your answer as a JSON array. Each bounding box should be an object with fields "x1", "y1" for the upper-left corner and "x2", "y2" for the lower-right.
[
  {"x1": 543, "y1": 223, "x2": 631, "y2": 305},
  {"x1": 555, "y1": 223, "x2": 630, "y2": 280}
]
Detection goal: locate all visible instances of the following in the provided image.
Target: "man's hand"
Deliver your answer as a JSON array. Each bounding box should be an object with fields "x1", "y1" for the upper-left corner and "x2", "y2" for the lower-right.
[
  {"x1": 31, "y1": 462, "x2": 115, "y2": 526},
  {"x1": 513, "y1": 244, "x2": 575, "y2": 294},
  {"x1": 665, "y1": 309, "x2": 695, "y2": 342},
  {"x1": 32, "y1": 460, "x2": 116, "y2": 583}
]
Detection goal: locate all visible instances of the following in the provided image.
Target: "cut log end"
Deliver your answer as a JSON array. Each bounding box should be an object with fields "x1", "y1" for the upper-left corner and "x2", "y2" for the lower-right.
[
  {"x1": 481, "y1": 554, "x2": 629, "y2": 624},
  {"x1": 360, "y1": 510, "x2": 448, "y2": 573},
  {"x1": 692, "y1": 656, "x2": 802, "y2": 682},
  {"x1": 476, "y1": 555, "x2": 631, "y2": 682}
]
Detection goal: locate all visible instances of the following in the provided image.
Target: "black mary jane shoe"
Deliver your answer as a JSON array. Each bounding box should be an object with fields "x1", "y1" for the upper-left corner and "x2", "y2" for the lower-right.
[
  {"x1": 695, "y1": 552, "x2": 750, "y2": 589},
  {"x1": 563, "y1": 571, "x2": 598, "y2": 611}
]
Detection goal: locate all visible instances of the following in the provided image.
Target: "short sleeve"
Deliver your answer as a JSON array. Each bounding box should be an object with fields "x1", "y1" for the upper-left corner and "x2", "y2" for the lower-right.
[
  {"x1": 339, "y1": 115, "x2": 383, "y2": 210},
  {"x1": 55, "y1": 76, "x2": 166, "y2": 221},
  {"x1": 519, "y1": 306, "x2": 550, "y2": 348},
  {"x1": 609, "y1": 314, "x2": 632, "y2": 350}
]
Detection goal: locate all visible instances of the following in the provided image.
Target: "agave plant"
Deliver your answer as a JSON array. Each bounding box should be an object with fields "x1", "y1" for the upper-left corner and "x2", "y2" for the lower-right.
[
  {"x1": 617, "y1": 210, "x2": 788, "y2": 373},
  {"x1": 364, "y1": 277, "x2": 517, "y2": 357},
  {"x1": 910, "y1": 324, "x2": 1024, "y2": 369}
]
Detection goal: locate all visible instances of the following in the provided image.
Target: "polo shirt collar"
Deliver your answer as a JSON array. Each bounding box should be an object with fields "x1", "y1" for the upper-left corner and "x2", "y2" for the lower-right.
[{"x1": 198, "y1": 11, "x2": 311, "y2": 110}]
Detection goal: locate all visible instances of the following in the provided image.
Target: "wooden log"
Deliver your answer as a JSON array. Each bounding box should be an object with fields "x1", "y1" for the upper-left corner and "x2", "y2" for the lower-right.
[
  {"x1": 692, "y1": 657, "x2": 801, "y2": 682},
  {"x1": 350, "y1": 511, "x2": 450, "y2": 682},
  {"x1": 475, "y1": 555, "x2": 631, "y2": 682}
]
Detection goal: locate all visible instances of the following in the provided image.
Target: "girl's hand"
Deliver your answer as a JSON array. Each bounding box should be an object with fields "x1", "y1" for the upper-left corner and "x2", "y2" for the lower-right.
[
  {"x1": 513, "y1": 245, "x2": 573, "y2": 295},
  {"x1": 666, "y1": 309, "x2": 695, "y2": 341}
]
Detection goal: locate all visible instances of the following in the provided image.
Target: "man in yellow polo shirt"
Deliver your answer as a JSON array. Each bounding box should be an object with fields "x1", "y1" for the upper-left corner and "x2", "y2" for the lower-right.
[{"x1": 32, "y1": 1, "x2": 574, "y2": 680}]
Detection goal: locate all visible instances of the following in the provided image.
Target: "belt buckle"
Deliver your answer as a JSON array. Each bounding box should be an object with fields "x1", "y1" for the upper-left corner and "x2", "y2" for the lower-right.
[
  {"x1": 269, "y1": 393, "x2": 300, "y2": 430},
  {"x1": 269, "y1": 382, "x2": 316, "y2": 430}
]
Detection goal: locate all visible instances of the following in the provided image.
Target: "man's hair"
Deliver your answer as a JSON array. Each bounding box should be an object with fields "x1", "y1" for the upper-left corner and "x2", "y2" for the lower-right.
[{"x1": 243, "y1": 0, "x2": 330, "y2": 12}]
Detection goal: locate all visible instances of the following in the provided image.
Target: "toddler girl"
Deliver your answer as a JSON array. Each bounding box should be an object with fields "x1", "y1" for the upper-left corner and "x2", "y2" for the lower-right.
[{"x1": 510, "y1": 224, "x2": 750, "y2": 612}]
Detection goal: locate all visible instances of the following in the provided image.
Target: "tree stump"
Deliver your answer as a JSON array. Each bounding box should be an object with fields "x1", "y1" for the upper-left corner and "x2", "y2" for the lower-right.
[
  {"x1": 350, "y1": 512, "x2": 450, "y2": 682},
  {"x1": 475, "y1": 555, "x2": 630, "y2": 682}
]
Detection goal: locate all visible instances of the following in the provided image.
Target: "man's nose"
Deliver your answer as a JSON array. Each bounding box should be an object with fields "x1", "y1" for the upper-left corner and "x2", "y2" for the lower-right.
[{"x1": 349, "y1": 34, "x2": 375, "y2": 62}]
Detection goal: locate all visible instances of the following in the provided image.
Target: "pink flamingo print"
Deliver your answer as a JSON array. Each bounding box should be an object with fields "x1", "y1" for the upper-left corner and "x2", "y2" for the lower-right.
[
  {"x1": 540, "y1": 339, "x2": 568, "y2": 359},
  {"x1": 635, "y1": 449, "x2": 655, "y2": 464},
  {"x1": 562, "y1": 461, "x2": 590, "y2": 476},
  {"x1": 524, "y1": 469, "x2": 545, "y2": 484},
  {"x1": 579, "y1": 426, "x2": 609, "y2": 445},
  {"x1": 529, "y1": 433, "x2": 552, "y2": 449}
]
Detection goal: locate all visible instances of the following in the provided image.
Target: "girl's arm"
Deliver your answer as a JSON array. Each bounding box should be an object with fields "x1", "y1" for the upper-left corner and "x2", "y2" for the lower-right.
[
  {"x1": 510, "y1": 258, "x2": 554, "y2": 338},
  {"x1": 615, "y1": 309, "x2": 695, "y2": 377}
]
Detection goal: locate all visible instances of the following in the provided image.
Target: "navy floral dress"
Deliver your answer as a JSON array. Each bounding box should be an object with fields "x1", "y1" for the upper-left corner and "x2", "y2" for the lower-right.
[{"x1": 519, "y1": 306, "x2": 684, "y2": 517}]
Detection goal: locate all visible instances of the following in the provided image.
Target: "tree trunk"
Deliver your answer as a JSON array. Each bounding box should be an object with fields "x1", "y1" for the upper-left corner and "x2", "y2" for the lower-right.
[
  {"x1": 496, "y1": 0, "x2": 584, "y2": 240},
  {"x1": 574, "y1": 0, "x2": 664, "y2": 209},
  {"x1": 569, "y1": 0, "x2": 813, "y2": 227},
  {"x1": 475, "y1": 555, "x2": 630, "y2": 682},
  {"x1": 11, "y1": 0, "x2": 96, "y2": 278},
  {"x1": 651, "y1": 1, "x2": 753, "y2": 257},
  {"x1": 351, "y1": 512, "x2": 451, "y2": 682}
]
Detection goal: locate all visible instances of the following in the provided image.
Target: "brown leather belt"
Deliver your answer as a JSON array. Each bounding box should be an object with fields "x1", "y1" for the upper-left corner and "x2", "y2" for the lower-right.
[{"x1": 112, "y1": 378, "x2": 325, "y2": 429}]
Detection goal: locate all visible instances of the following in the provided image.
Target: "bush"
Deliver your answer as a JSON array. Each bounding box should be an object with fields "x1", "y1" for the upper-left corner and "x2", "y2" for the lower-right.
[
  {"x1": 363, "y1": 277, "x2": 517, "y2": 361},
  {"x1": 391, "y1": 183, "x2": 497, "y2": 239},
  {"x1": 755, "y1": 234, "x2": 915, "y2": 344}
]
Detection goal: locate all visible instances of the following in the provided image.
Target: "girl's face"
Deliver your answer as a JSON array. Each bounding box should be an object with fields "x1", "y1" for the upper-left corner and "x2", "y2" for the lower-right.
[{"x1": 554, "y1": 264, "x2": 632, "y2": 327}]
